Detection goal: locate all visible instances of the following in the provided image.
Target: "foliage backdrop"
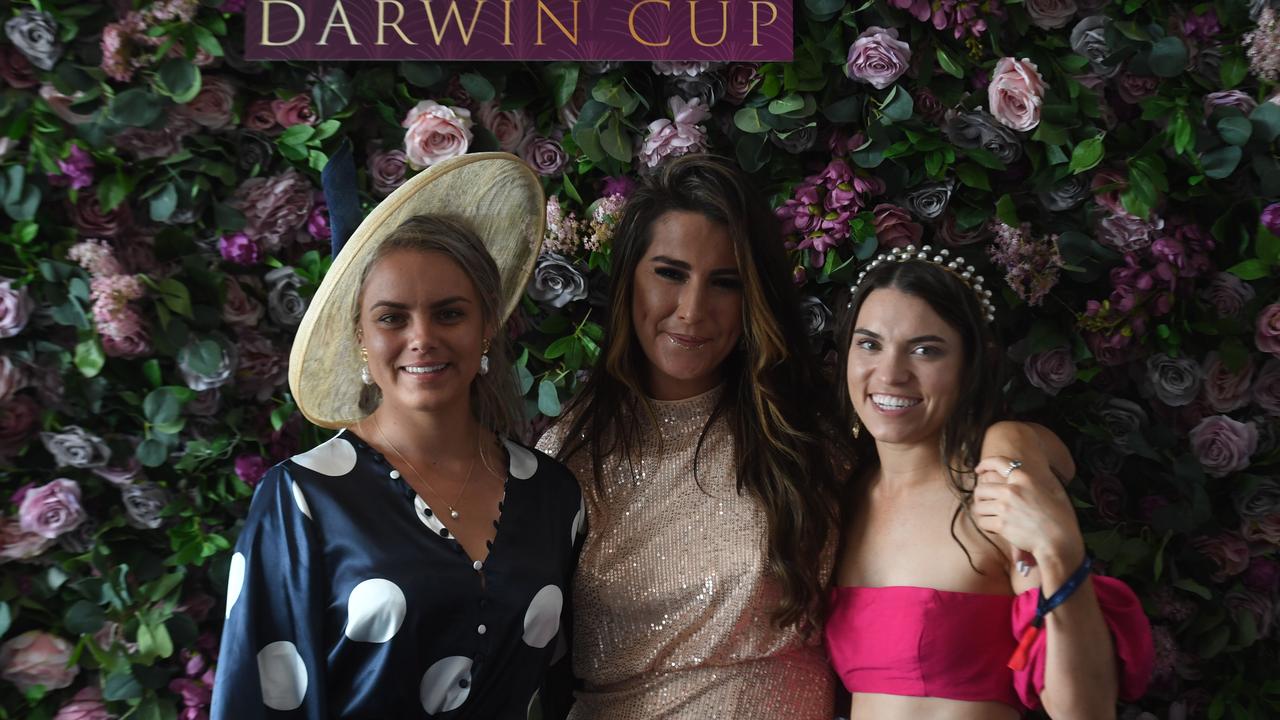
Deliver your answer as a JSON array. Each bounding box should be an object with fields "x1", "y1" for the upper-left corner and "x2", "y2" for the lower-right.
[{"x1": 1, "y1": 0, "x2": 1279, "y2": 717}]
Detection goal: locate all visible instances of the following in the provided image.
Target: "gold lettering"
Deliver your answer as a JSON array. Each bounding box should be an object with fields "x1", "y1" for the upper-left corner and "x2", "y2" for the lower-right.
[
  {"x1": 502, "y1": 0, "x2": 513, "y2": 45},
  {"x1": 260, "y1": 0, "x2": 306, "y2": 46},
  {"x1": 536, "y1": 0, "x2": 580, "y2": 45},
  {"x1": 377, "y1": 0, "x2": 416, "y2": 45},
  {"x1": 689, "y1": 1, "x2": 729, "y2": 47},
  {"x1": 420, "y1": 0, "x2": 487, "y2": 46},
  {"x1": 628, "y1": 0, "x2": 670, "y2": 47},
  {"x1": 317, "y1": 0, "x2": 359, "y2": 45},
  {"x1": 750, "y1": 1, "x2": 778, "y2": 47}
]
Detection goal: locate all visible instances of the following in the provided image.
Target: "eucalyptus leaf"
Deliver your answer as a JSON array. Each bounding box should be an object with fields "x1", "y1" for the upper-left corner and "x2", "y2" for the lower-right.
[
  {"x1": 1148, "y1": 37, "x2": 1188, "y2": 78},
  {"x1": 460, "y1": 72, "x2": 496, "y2": 103},
  {"x1": 1217, "y1": 116, "x2": 1252, "y2": 146},
  {"x1": 733, "y1": 106, "x2": 775, "y2": 134},
  {"x1": 1202, "y1": 145, "x2": 1243, "y2": 179},
  {"x1": 110, "y1": 88, "x2": 164, "y2": 127},
  {"x1": 537, "y1": 379, "x2": 562, "y2": 417},
  {"x1": 149, "y1": 183, "x2": 178, "y2": 222},
  {"x1": 74, "y1": 338, "x2": 105, "y2": 378},
  {"x1": 399, "y1": 61, "x2": 444, "y2": 88},
  {"x1": 155, "y1": 58, "x2": 201, "y2": 103}
]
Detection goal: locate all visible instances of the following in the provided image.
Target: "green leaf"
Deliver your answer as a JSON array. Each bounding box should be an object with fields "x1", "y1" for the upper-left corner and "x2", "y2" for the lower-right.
[
  {"x1": 156, "y1": 279, "x2": 193, "y2": 318},
  {"x1": 516, "y1": 362, "x2": 534, "y2": 395},
  {"x1": 313, "y1": 68, "x2": 352, "y2": 117},
  {"x1": 1225, "y1": 258, "x2": 1271, "y2": 280},
  {"x1": 1217, "y1": 116, "x2": 1252, "y2": 146},
  {"x1": 1257, "y1": 226, "x2": 1280, "y2": 264},
  {"x1": 1202, "y1": 146, "x2": 1243, "y2": 179},
  {"x1": 279, "y1": 124, "x2": 316, "y2": 146},
  {"x1": 459, "y1": 72, "x2": 495, "y2": 103},
  {"x1": 149, "y1": 183, "x2": 178, "y2": 222},
  {"x1": 1148, "y1": 37, "x2": 1188, "y2": 78},
  {"x1": 880, "y1": 87, "x2": 913, "y2": 123},
  {"x1": 591, "y1": 78, "x2": 638, "y2": 113},
  {"x1": 995, "y1": 194, "x2": 1019, "y2": 226},
  {"x1": 144, "y1": 388, "x2": 182, "y2": 427},
  {"x1": 822, "y1": 94, "x2": 860, "y2": 123},
  {"x1": 1250, "y1": 102, "x2": 1280, "y2": 144},
  {"x1": 545, "y1": 62, "x2": 579, "y2": 108},
  {"x1": 110, "y1": 88, "x2": 164, "y2": 127},
  {"x1": 544, "y1": 335, "x2": 577, "y2": 359},
  {"x1": 74, "y1": 338, "x2": 105, "y2": 378},
  {"x1": 1069, "y1": 135, "x2": 1106, "y2": 173},
  {"x1": 936, "y1": 48, "x2": 964, "y2": 79},
  {"x1": 1219, "y1": 54, "x2": 1248, "y2": 89},
  {"x1": 733, "y1": 106, "x2": 774, "y2": 134},
  {"x1": 154, "y1": 58, "x2": 201, "y2": 103},
  {"x1": 64, "y1": 600, "x2": 106, "y2": 635},
  {"x1": 103, "y1": 669, "x2": 143, "y2": 701},
  {"x1": 399, "y1": 61, "x2": 444, "y2": 88},
  {"x1": 804, "y1": 0, "x2": 845, "y2": 19},
  {"x1": 0, "y1": 601, "x2": 10, "y2": 639},
  {"x1": 537, "y1": 379, "x2": 562, "y2": 417},
  {"x1": 767, "y1": 93, "x2": 805, "y2": 115},
  {"x1": 136, "y1": 438, "x2": 169, "y2": 468}
]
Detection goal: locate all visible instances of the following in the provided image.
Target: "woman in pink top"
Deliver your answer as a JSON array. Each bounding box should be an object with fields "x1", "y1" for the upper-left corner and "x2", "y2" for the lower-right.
[{"x1": 826, "y1": 247, "x2": 1153, "y2": 719}]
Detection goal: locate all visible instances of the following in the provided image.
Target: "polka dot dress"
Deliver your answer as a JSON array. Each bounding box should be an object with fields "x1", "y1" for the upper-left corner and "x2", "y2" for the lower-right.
[{"x1": 211, "y1": 430, "x2": 582, "y2": 719}]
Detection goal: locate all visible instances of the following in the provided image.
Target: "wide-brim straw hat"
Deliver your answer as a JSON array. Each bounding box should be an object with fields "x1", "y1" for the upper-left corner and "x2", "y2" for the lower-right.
[{"x1": 289, "y1": 152, "x2": 544, "y2": 429}]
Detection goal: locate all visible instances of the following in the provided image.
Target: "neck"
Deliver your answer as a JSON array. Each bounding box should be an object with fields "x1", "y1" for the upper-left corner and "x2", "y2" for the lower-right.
[
  {"x1": 872, "y1": 438, "x2": 946, "y2": 489},
  {"x1": 363, "y1": 401, "x2": 483, "y2": 465},
  {"x1": 646, "y1": 370, "x2": 722, "y2": 401}
]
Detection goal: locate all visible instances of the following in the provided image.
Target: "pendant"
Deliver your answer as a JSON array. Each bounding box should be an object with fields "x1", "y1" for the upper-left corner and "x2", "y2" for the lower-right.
[{"x1": 450, "y1": 509, "x2": 460, "y2": 519}]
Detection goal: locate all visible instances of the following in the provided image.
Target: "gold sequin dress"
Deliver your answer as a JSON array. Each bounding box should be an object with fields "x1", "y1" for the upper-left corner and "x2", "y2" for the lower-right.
[{"x1": 537, "y1": 386, "x2": 835, "y2": 719}]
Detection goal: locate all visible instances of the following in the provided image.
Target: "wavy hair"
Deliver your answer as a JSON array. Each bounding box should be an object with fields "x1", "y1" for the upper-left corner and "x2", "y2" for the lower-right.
[
  {"x1": 834, "y1": 260, "x2": 1008, "y2": 570},
  {"x1": 353, "y1": 214, "x2": 521, "y2": 438},
  {"x1": 557, "y1": 155, "x2": 846, "y2": 631}
]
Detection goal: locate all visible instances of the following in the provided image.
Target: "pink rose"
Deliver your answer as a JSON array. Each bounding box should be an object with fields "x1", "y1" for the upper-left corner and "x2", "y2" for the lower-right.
[
  {"x1": 231, "y1": 169, "x2": 314, "y2": 252},
  {"x1": 476, "y1": 100, "x2": 530, "y2": 153},
  {"x1": 1202, "y1": 352, "x2": 1254, "y2": 413},
  {"x1": 1244, "y1": 513, "x2": 1280, "y2": 545},
  {"x1": 178, "y1": 75, "x2": 236, "y2": 129},
  {"x1": 367, "y1": 148, "x2": 407, "y2": 197},
  {"x1": 1090, "y1": 474, "x2": 1125, "y2": 524},
  {"x1": 0, "y1": 278, "x2": 32, "y2": 338},
  {"x1": 1025, "y1": 347, "x2": 1076, "y2": 395},
  {"x1": 1254, "y1": 359, "x2": 1280, "y2": 416},
  {"x1": 1025, "y1": 0, "x2": 1077, "y2": 29},
  {"x1": 0, "y1": 45, "x2": 37, "y2": 89},
  {"x1": 988, "y1": 57, "x2": 1047, "y2": 132},
  {"x1": 234, "y1": 331, "x2": 287, "y2": 401},
  {"x1": 0, "y1": 394, "x2": 39, "y2": 457},
  {"x1": 0, "y1": 355, "x2": 25, "y2": 402},
  {"x1": 1257, "y1": 303, "x2": 1280, "y2": 358},
  {"x1": 938, "y1": 212, "x2": 990, "y2": 246},
  {"x1": 640, "y1": 96, "x2": 710, "y2": 168},
  {"x1": 723, "y1": 63, "x2": 760, "y2": 104},
  {"x1": 845, "y1": 26, "x2": 912, "y2": 90},
  {"x1": 871, "y1": 203, "x2": 923, "y2": 248},
  {"x1": 0, "y1": 630, "x2": 78, "y2": 692},
  {"x1": 401, "y1": 100, "x2": 473, "y2": 170},
  {"x1": 1204, "y1": 90, "x2": 1256, "y2": 117},
  {"x1": 54, "y1": 685, "x2": 111, "y2": 720},
  {"x1": 242, "y1": 98, "x2": 278, "y2": 133},
  {"x1": 1199, "y1": 272, "x2": 1256, "y2": 318},
  {"x1": 70, "y1": 195, "x2": 131, "y2": 238},
  {"x1": 1097, "y1": 211, "x2": 1162, "y2": 253},
  {"x1": 114, "y1": 112, "x2": 197, "y2": 160},
  {"x1": 1192, "y1": 533, "x2": 1250, "y2": 582},
  {"x1": 18, "y1": 478, "x2": 85, "y2": 539},
  {"x1": 222, "y1": 276, "x2": 264, "y2": 328},
  {"x1": 1189, "y1": 414, "x2": 1258, "y2": 478},
  {"x1": 271, "y1": 94, "x2": 316, "y2": 128},
  {"x1": 102, "y1": 327, "x2": 152, "y2": 359},
  {"x1": 520, "y1": 135, "x2": 568, "y2": 176},
  {"x1": 1116, "y1": 73, "x2": 1160, "y2": 104}
]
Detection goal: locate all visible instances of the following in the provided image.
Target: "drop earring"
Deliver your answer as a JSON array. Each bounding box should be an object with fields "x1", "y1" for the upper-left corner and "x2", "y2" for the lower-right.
[
  {"x1": 478, "y1": 338, "x2": 491, "y2": 376},
  {"x1": 360, "y1": 346, "x2": 374, "y2": 385},
  {"x1": 850, "y1": 412, "x2": 862, "y2": 439}
]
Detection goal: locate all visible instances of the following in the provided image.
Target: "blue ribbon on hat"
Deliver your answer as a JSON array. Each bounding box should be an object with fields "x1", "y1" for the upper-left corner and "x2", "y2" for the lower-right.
[{"x1": 321, "y1": 137, "x2": 361, "y2": 259}]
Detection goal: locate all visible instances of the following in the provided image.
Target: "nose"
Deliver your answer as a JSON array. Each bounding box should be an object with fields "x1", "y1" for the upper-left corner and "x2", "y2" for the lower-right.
[
  {"x1": 876, "y1": 348, "x2": 911, "y2": 386},
  {"x1": 676, "y1": 279, "x2": 707, "y2": 324},
  {"x1": 407, "y1": 316, "x2": 437, "y2": 353}
]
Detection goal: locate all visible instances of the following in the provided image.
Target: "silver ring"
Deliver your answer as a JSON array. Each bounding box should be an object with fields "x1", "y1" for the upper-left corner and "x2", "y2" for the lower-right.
[{"x1": 1002, "y1": 459, "x2": 1024, "y2": 478}]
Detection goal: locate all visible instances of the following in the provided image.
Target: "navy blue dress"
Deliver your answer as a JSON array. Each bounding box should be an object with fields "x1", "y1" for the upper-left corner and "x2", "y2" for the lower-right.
[{"x1": 211, "y1": 430, "x2": 583, "y2": 719}]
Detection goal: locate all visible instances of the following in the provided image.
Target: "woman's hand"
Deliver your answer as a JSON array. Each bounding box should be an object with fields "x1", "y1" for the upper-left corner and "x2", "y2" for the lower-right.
[{"x1": 972, "y1": 454, "x2": 1085, "y2": 578}]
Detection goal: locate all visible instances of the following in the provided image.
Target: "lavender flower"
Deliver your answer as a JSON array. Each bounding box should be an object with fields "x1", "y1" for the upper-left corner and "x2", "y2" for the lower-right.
[{"x1": 988, "y1": 222, "x2": 1063, "y2": 306}]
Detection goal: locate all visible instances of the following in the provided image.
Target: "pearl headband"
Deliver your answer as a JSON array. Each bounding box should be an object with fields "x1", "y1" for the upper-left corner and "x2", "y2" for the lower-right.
[{"x1": 848, "y1": 244, "x2": 996, "y2": 323}]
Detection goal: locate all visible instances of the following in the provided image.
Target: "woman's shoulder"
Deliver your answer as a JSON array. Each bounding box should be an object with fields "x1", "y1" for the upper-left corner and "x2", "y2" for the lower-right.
[{"x1": 503, "y1": 435, "x2": 579, "y2": 491}]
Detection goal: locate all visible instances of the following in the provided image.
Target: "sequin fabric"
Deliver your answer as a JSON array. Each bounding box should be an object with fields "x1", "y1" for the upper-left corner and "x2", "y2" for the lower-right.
[{"x1": 537, "y1": 386, "x2": 835, "y2": 719}]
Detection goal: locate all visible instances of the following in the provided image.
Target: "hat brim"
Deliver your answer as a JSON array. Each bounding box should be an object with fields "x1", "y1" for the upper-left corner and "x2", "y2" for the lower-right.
[{"x1": 289, "y1": 152, "x2": 544, "y2": 429}]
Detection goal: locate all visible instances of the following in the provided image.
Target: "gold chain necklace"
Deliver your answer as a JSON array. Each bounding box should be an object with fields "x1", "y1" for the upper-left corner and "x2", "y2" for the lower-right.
[{"x1": 372, "y1": 415, "x2": 479, "y2": 520}]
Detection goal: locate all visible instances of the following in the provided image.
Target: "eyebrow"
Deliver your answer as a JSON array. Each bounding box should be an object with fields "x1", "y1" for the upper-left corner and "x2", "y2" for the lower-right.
[
  {"x1": 853, "y1": 328, "x2": 949, "y2": 344},
  {"x1": 651, "y1": 255, "x2": 740, "y2": 277},
  {"x1": 369, "y1": 296, "x2": 471, "y2": 311}
]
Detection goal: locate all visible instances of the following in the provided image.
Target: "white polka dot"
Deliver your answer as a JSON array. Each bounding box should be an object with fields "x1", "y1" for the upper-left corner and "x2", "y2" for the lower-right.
[
  {"x1": 291, "y1": 436, "x2": 357, "y2": 476},
  {"x1": 344, "y1": 579, "x2": 407, "y2": 643},
  {"x1": 503, "y1": 439, "x2": 538, "y2": 479},
  {"x1": 225, "y1": 552, "x2": 246, "y2": 620},
  {"x1": 570, "y1": 496, "x2": 585, "y2": 544},
  {"x1": 257, "y1": 641, "x2": 307, "y2": 710},
  {"x1": 522, "y1": 585, "x2": 562, "y2": 648},
  {"x1": 414, "y1": 495, "x2": 449, "y2": 536},
  {"x1": 290, "y1": 480, "x2": 312, "y2": 520},
  {"x1": 420, "y1": 655, "x2": 472, "y2": 714}
]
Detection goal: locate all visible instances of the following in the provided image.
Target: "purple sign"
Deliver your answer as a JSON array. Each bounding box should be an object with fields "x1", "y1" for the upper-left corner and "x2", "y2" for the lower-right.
[{"x1": 246, "y1": 0, "x2": 792, "y2": 61}]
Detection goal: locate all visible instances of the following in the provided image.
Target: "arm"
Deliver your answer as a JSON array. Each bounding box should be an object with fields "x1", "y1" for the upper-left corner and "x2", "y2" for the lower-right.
[
  {"x1": 211, "y1": 467, "x2": 328, "y2": 720},
  {"x1": 972, "y1": 455, "x2": 1118, "y2": 719},
  {"x1": 980, "y1": 420, "x2": 1076, "y2": 484}
]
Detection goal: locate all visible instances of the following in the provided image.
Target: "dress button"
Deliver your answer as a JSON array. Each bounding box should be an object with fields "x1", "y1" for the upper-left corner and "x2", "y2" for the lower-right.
[
  {"x1": 477, "y1": 624, "x2": 487, "y2": 635},
  {"x1": 473, "y1": 560, "x2": 483, "y2": 571},
  {"x1": 439, "y1": 528, "x2": 449, "y2": 538},
  {"x1": 389, "y1": 470, "x2": 400, "y2": 479}
]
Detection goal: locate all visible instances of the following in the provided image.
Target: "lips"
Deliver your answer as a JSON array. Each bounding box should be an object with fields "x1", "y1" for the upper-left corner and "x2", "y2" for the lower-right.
[
  {"x1": 401, "y1": 362, "x2": 449, "y2": 376},
  {"x1": 665, "y1": 332, "x2": 711, "y2": 350},
  {"x1": 869, "y1": 393, "x2": 921, "y2": 411}
]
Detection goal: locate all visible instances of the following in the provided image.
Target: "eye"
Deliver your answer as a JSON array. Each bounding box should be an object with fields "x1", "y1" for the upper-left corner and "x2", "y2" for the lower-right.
[
  {"x1": 855, "y1": 338, "x2": 879, "y2": 351},
  {"x1": 713, "y1": 277, "x2": 742, "y2": 290},
  {"x1": 912, "y1": 345, "x2": 943, "y2": 357},
  {"x1": 377, "y1": 313, "x2": 403, "y2": 325},
  {"x1": 655, "y1": 266, "x2": 686, "y2": 281},
  {"x1": 437, "y1": 308, "x2": 464, "y2": 322}
]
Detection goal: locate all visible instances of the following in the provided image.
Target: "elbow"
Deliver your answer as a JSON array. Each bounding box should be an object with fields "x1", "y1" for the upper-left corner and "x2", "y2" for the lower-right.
[{"x1": 1040, "y1": 684, "x2": 1118, "y2": 720}]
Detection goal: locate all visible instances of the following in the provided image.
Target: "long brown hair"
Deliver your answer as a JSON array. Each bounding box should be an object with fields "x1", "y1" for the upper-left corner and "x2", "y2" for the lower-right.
[
  {"x1": 558, "y1": 155, "x2": 845, "y2": 630},
  {"x1": 834, "y1": 259, "x2": 1008, "y2": 569}
]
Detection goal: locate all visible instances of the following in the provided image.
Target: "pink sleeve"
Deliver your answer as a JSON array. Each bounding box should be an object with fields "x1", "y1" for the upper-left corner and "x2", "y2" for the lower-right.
[{"x1": 1009, "y1": 575, "x2": 1154, "y2": 710}]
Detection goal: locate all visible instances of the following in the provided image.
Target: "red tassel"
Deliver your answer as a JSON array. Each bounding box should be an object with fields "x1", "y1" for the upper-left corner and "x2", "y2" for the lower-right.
[{"x1": 1007, "y1": 624, "x2": 1041, "y2": 671}]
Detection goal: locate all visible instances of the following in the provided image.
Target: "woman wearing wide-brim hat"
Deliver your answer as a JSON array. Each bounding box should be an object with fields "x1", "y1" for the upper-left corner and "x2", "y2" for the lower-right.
[{"x1": 212, "y1": 153, "x2": 583, "y2": 719}]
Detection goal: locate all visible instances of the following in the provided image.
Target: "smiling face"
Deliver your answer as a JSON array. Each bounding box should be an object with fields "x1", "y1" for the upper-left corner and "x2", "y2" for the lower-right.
[
  {"x1": 357, "y1": 248, "x2": 492, "y2": 418},
  {"x1": 630, "y1": 210, "x2": 744, "y2": 400},
  {"x1": 846, "y1": 286, "x2": 967, "y2": 448}
]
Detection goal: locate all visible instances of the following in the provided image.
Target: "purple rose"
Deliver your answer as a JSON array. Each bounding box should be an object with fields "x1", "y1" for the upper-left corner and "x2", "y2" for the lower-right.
[
  {"x1": 0, "y1": 394, "x2": 38, "y2": 458},
  {"x1": 18, "y1": 478, "x2": 85, "y2": 539},
  {"x1": 1262, "y1": 203, "x2": 1280, "y2": 235},
  {"x1": 1227, "y1": 589, "x2": 1275, "y2": 638},
  {"x1": 40, "y1": 426, "x2": 111, "y2": 468},
  {"x1": 1025, "y1": 0, "x2": 1077, "y2": 29},
  {"x1": 1090, "y1": 474, "x2": 1125, "y2": 524},
  {"x1": 1193, "y1": 532, "x2": 1251, "y2": 581},
  {"x1": 1200, "y1": 272, "x2": 1256, "y2": 318},
  {"x1": 1190, "y1": 415, "x2": 1258, "y2": 477},
  {"x1": 0, "y1": 279, "x2": 33, "y2": 338},
  {"x1": 1098, "y1": 211, "x2": 1163, "y2": 253},
  {"x1": 231, "y1": 169, "x2": 313, "y2": 252},
  {"x1": 1257, "y1": 303, "x2": 1280, "y2": 358},
  {"x1": 1025, "y1": 347, "x2": 1076, "y2": 395},
  {"x1": 845, "y1": 26, "x2": 912, "y2": 90},
  {"x1": 1202, "y1": 353, "x2": 1254, "y2": 413},
  {"x1": 723, "y1": 63, "x2": 760, "y2": 104},
  {"x1": 217, "y1": 233, "x2": 262, "y2": 266},
  {"x1": 1146, "y1": 353, "x2": 1202, "y2": 406},
  {"x1": 234, "y1": 454, "x2": 270, "y2": 487},
  {"x1": 221, "y1": 276, "x2": 264, "y2": 328},
  {"x1": 476, "y1": 100, "x2": 531, "y2": 154},
  {"x1": 871, "y1": 204, "x2": 923, "y2": 249},
  {"x1": 1116, "y1": 74, "x2": 1159, "y2": 104},
  {"x1": 640, "y1": 97, "x2": 709, "y2": 168},
  {"x1": 1254, "y1": 359, "x2": 1280, "y2": 416},
  {"x1": 520, "y1": 135, "x2": 568, "y2": 176},
  {"x1": 70, "y1": 194, "x2": 131, "y2": 238},
  {"x1": 234, "y1": 331, "x2": 287, "y2": 401},
  {"x1": 602, "y1": 176, "x2": 637, "y2": 198},
  {"x1": 307, "y1": 198, "x2": 331, "y2": 241},
  {"x1": 367, "y1": 148, "x2": 407, "y2": 197},
  {"x1": 1204, "y1": 90, "x2": 1257, "y2": 117},
  {"x1": 49, "y1": 145, "x2": 94, "y2": 191},
  {"x1": 53, "y1": 685, "x2": 111, "y2": 720},
  {"x1": 1244, "y1": 557, "x2": 1280, "y2": 593},
  {"x1": 1098, "y1": 398, "x2": 1148, "y2": 454}
]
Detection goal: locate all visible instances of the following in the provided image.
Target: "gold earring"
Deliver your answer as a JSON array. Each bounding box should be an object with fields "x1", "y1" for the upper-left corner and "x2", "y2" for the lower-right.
[
  {"x1": 478, "y1": 338, "x2": 491, "y2": 376},
  {"x1": 360, "y1": 346, "x2": 373, "y2": 385}
]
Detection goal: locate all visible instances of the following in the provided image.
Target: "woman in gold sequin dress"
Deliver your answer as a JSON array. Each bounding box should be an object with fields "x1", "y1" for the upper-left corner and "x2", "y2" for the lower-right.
[{"x1": 536, "y1": 155, "x2": 1070, "y2": 718}]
